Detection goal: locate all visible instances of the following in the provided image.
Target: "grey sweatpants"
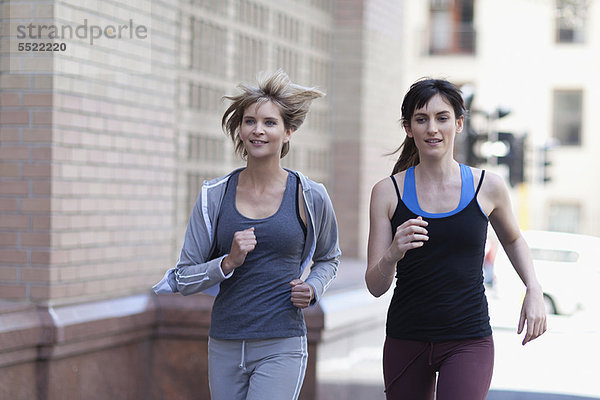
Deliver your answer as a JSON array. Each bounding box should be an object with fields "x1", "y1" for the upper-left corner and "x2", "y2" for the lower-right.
[{"x1": 208, "y1": 335, "x2": 308, "y2": 400}]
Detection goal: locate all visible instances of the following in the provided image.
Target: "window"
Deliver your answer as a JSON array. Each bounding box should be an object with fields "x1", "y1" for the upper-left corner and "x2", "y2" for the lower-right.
[
  {"x1": 274, "y1": 47, "x2": 299, "y2": 80},
  {"x1": 555, "y1": 0, "x2": 587, "y2": 43},
  {"x1": 186, "y1": 173, "x2": 206, "y2": 211},
  {"x1": 429, "y1": 0, "x2": 475, "y2": 55},
  {"x1": 281, "y1": 147, "x2": 300, "y2": 170},
  {"x1": 310, "y1": 27, "x2": 330, "y2": 52},
  {"x1": 236, "y1": 0, "x2": 269, "y2": 31},
  {"x1": 309, "y1": 57, "x2": 330, "y2": 89},
  {"x1": 190, "y1": 18, "x2": 227, "y2": 76},
  {"x1": 189, "y1": 83, "x2": 223, "y2": 112},
  {"x1": 191, "y1": 0, "x2": 229, "y2": 15},
  {"x1": 306, "y1": 109, "x2": 329, "y2": 133},
  {"x1": 235, "y1": 34, "x2": 266, "y2": 82},
  {"x1": 276, "y1": 13, "x2": 301, "y2": 42},
  {"x1": 552, "y1": 90, "x2": 583, "y2": 146},
  {"x1": 306, "y1": 149, "x2": 329, "y2": 172},
  {"x1": 187, "y1": 134, "x2": 225, "y2": 162}
]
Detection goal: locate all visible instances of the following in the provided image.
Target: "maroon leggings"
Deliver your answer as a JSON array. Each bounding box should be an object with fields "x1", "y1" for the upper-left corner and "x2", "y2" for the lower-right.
[{"x1": 383, "y1": 335, "x2": 494, "y2": 400}]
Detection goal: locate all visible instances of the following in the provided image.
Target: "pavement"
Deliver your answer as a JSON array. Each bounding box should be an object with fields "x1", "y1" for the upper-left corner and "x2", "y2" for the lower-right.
[{"x1": 315, "y1": 258, "x2": 600, "y2": 400}]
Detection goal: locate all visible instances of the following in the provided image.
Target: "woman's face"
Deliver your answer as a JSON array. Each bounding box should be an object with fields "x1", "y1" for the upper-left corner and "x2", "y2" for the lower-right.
[
  {"x1": 239, "y1": 100, "x2": 292, "y2": 160},
  {"x1": 405, "y1": 93, "x2": 463, "y2": 159}
]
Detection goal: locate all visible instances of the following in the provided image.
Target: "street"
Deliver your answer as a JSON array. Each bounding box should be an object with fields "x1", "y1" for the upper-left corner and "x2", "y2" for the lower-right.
[{"x1": 315, "y1": 259, "x2": 600, "y2": 400}]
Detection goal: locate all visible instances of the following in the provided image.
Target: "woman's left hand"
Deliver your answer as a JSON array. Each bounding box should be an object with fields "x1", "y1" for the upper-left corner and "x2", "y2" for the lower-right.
[
  {"x1": 518, "y1": 287, "x2": 547, "y2": 345},
  {"x1": 290, "y1": 279, "x2": 314, "y2": 309}
]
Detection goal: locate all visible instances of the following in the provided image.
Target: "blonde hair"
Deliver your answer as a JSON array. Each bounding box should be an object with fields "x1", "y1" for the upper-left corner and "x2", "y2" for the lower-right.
[{"x1": 222, "y1": 69, "x2": 325, "y2": 159}]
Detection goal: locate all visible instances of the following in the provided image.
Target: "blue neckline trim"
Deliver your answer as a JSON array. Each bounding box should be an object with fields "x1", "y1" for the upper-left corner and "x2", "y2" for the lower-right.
[{"x1": 403, "y1": 164, "x2": 474, "y2": 218}]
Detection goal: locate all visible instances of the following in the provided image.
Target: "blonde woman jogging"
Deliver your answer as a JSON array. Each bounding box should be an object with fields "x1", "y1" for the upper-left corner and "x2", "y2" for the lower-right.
[{"x1": 154, "y1": 70, "x2": 340, "y2": 400}]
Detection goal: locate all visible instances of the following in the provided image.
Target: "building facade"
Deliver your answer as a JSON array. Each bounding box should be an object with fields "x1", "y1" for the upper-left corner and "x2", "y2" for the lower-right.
[
  {"x1": 0, "y1": 0, "x2": 336, "y2": 398},
  {"x1": 401, "y1": 0, "x2": 600, "y2": 235}
]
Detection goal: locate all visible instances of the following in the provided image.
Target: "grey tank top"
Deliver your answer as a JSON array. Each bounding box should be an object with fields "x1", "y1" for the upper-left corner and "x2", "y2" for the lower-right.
[{"x1": 210, "y1": 170, "x2": 307, "y2": 340}]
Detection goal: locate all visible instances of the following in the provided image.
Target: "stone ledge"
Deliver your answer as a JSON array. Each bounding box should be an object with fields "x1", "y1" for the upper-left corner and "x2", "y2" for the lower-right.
[
  {"x1": 0, "y1": 291, "x2": 325, "y2": 400},
  {"x1": 0, "y1": 294, "x2": 157, "y2": 367},
  {"x1": 0, "y1": 304, "x2": 45, "y2": 359}
]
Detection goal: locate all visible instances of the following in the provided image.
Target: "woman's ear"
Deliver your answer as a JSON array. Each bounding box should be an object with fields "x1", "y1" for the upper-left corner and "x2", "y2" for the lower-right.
[
  {"x1": 456, "y1": 115, "x2": 464, "y2": 134},
  {"x1": 403, "y1": 122, "x2": 413, "y2": 138},
  {"x1": 283, "y1": 127, "x2": 293, "y2": 143}
]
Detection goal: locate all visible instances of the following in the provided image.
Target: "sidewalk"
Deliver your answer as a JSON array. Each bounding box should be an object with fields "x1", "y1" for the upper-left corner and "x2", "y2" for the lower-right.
[
  {"x1": 322, "y1": 257, "x2": 368, "y2": 294},
  {"x1": 315, "y1": 258, "x2": 388, "y2": 400}
]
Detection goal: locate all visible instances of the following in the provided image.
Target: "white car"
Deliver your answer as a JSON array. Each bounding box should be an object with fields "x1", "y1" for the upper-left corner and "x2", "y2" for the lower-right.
[{"x1": 488, "y1": 230, "x2": 600, "y2": 315}]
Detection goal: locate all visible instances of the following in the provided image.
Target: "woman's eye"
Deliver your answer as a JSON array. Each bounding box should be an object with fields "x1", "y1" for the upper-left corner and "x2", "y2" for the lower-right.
[
  {"x1": 415, "y1": 118, "x2": 426, "y2": 124},
  {"x1": 265, "y1": 120, "x2": 276, "y2": 126},
  {"x1": 244, "y1": 118, "x2": 255, "y2": 125}
]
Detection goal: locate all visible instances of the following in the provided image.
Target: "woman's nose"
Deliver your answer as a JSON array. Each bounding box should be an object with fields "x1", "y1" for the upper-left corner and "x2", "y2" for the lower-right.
[
  {"x1": 253, "y1": 122, "x2": 265, "y2": 134},
  {"x1": 427, "y1": 121, "x2": 438, "y2": 133}
]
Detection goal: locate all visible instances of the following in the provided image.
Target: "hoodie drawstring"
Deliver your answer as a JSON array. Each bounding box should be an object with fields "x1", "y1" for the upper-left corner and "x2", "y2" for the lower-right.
[{"x1": 239, "y1": 340, "x2": 246, "y2": 370}]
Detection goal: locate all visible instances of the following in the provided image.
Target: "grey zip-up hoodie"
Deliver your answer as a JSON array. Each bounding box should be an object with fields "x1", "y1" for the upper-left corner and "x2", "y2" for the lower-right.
[{"x1": 152, "y1": 168, "x2": 341, "y2": 305}]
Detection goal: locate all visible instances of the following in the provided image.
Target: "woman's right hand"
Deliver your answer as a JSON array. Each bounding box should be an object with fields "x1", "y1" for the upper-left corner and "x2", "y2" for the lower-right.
[
  {"x1": 366, "y1": 179, "x2": 430, "y2": 297},
  {"x1": 388, "y1": 217, "x2": 429, "y2": 261},
  {"x1": 221, "y1": 227, "x2": 257, "y2": 275}
]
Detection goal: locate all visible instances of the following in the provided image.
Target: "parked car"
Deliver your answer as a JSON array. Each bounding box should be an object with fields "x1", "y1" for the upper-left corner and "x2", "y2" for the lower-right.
[{"x1": 488, "y1": 230, "x2": 600, "y2": 315}]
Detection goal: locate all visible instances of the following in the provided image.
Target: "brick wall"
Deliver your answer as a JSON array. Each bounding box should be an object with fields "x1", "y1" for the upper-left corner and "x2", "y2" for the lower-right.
[
  {"x1": 0, "y1": 0, "x2": 178, "y2": 304},
  {"x1": 1, "y1": 1, "x2": 54, "y2": 301},
  {"x1": 2, "y1": 0, "x2": 404, "y2": 295}
]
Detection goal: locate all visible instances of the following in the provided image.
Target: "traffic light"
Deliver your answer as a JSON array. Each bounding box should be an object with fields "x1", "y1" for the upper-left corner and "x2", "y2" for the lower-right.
[
  {"x1": 466, "y1": 129, "x2": 488, "y2": 166},
  {"x1": 459, "y1": 84, "x2": 488, "y2": 166},
  {"x1": 496, "y1": 132, "x2": 526, "y2": 187},
  {"x1": 540, "y1": 144, "x2": 552, "y2": 183}
]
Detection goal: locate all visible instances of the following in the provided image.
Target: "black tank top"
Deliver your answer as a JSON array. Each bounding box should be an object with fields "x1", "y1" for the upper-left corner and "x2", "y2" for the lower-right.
[{"x1": 387, "y1": 167, "x2": 492, "y2": 342}]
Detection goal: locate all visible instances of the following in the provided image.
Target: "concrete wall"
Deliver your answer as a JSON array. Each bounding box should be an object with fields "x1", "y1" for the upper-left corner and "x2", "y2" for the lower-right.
[{"x1": 330, "y1": 0, "x2": 405, "y2": 258}]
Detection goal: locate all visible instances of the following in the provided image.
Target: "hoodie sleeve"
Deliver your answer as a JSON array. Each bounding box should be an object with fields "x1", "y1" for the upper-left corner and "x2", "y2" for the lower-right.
[
  {"x1": 304, "y1": 182, "x2": 341, "y2": 305},
  {"x1": 152, "y1": 185, "x2": 231, "y2": 296}
]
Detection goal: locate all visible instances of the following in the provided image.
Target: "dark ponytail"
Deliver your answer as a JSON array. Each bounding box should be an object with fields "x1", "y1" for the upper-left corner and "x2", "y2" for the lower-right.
[{"x1": 391, "y1": 137, "x2": 419, "y2": 174}]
